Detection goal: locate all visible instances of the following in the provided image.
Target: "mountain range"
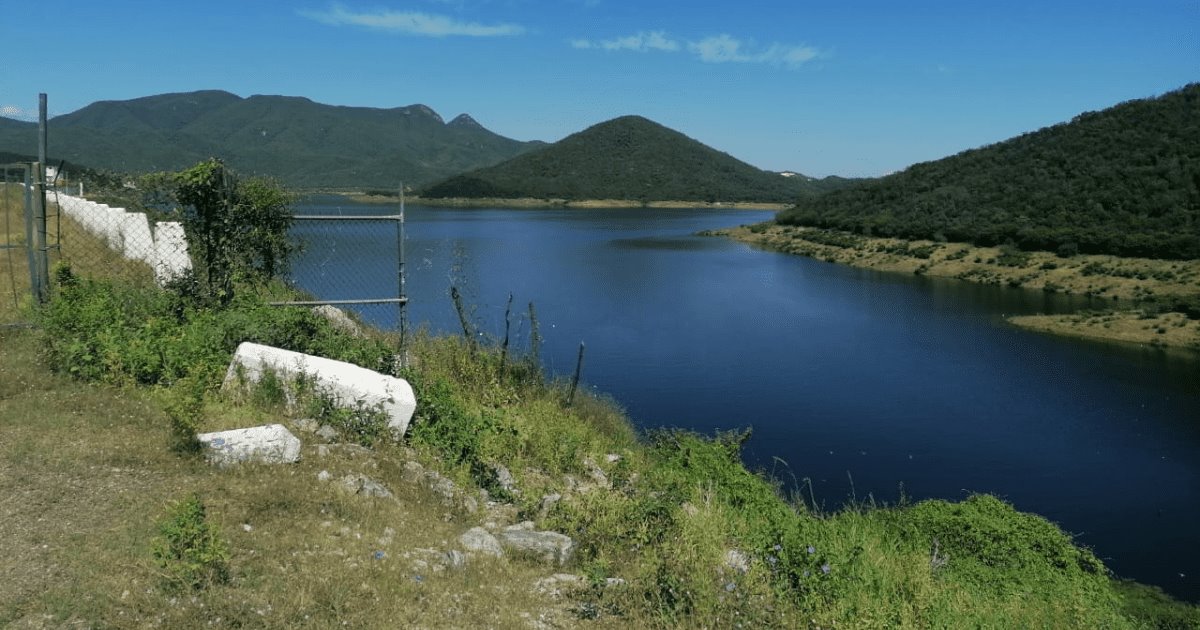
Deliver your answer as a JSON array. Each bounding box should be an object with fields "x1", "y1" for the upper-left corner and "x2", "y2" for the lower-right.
[{"x1": 0, "y1": 90, "x2": 541, "y2": 188}]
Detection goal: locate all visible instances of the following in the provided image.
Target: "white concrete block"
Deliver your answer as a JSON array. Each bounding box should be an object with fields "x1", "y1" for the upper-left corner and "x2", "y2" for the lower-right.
[
  {"x1": 197, "y1": 423, "x2": 301, "y2": 467},
  {"x1": 120, "y1": 212, "x2": 155, "y2": 263},
  {"x1": 224, "y1": 342, "x2": 416, "y2": 437},
  {"x1": 153, "y1": 221, "x2": 192, "y2": 285}
]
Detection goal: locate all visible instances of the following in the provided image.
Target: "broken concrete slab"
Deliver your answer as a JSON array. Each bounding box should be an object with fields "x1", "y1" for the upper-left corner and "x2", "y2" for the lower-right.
[
  {"x1": 197, "y1": 423, "x2": 301, "y2": 467},
  {"x1": 223, "y1": 342, "x2": 416, "y2": 437}
]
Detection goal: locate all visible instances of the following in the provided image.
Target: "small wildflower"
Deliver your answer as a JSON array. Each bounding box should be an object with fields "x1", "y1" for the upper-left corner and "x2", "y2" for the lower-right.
[
  {"x1": 803, "y1": 570, "x2": 810, "y2": 578},
  {"x1": 413, "y1": 575, "x2": 424, "y2": 583},
  {"x1": 773, "y1": 544, "x2": 782, "y2": 552},
  {"x1": 767, "y1": 555, "x2": 778, "y2": 566},
  {"x1": 372, "y1": 550, "x2": 385, "y2": 560},
  {"x1": 806, "y1": 545, "x2": 815, "y2": 554},
  {"x1": 821, "y1": 563, "x2": 831, "y2": 575}
]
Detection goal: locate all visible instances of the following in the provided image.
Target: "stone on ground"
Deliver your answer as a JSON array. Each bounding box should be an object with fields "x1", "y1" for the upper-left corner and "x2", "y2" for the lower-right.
[{"x1": 197, "y1": 424, "x2": 301, "y2": 467}]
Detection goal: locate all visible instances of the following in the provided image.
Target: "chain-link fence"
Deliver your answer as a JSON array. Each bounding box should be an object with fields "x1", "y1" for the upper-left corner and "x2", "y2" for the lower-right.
[
  {"x1": 15, "y1": 187, "x2": 408, "y2": 338},
  {"x1": 281, "y1": 212, "x2": 408, "y2": 336},
  {"x1": 35, "y1": 189, "x2": 185, "y2": 292},
  {"x1": 1, "y1": 168, "x2": 34, "y2": 325}
]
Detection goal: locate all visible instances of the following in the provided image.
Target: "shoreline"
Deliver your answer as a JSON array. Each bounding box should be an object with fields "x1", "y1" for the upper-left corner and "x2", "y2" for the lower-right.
[
  {"x1": 720, "y1": 224, "x2": 1200, "y2": 351},
  {"x1": 342, "y1": 192, "x2": 790, "y2": 211}
]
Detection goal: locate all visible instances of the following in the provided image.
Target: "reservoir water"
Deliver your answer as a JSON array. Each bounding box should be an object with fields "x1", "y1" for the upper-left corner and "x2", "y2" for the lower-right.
[{"x1": 290, "y1": 195, "x2": 1200, "y2": 601}]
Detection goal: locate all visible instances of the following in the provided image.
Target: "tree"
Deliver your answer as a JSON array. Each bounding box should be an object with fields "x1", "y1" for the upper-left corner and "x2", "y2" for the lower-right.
[{"x1": 173, "y1": 158, "x2": 293, "y2": 305}]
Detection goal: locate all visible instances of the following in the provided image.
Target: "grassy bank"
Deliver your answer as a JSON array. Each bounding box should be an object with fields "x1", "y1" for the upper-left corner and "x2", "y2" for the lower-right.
[
  {"x1": 721, "y1": 223, "x2": 1200, "y2": 351},
  {"x1": 4, "y1": 262, "x2": 1199, "y2": 628},
  {"x1": 344, "y1": 192, "x2": 789, "y2": 211}
]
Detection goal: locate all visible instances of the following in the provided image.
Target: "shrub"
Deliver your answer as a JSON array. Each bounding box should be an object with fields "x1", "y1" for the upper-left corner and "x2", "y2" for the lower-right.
[
  {"x1": 151, "y1": 495, "x2": 230, "y2": 591},
  {"x1": 164, "y1": 376, "x2": 205, "y2": 455}
]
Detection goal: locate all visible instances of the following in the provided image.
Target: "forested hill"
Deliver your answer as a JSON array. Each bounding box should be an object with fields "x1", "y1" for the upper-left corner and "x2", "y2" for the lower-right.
[
  {"x1": 0, "y1": 91, "x2": 540, "y2": 189},
  {"x1": 777, "y1": 84, "x2": 1200, "y2": 260},
  {"x1": 420, "y1": 115, "x2": 854, "y2": 202}
]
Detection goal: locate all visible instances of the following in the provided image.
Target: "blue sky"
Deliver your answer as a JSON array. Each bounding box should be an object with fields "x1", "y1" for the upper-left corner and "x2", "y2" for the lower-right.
[{"x1": 1, "y1": 0, "x2": 1196, "y2": 177}]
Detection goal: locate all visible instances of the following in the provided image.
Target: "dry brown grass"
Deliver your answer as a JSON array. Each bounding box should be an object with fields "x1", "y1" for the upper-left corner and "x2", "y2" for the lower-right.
[
  {"x1": 2, "y1": 187, "x2": 158, "y2": 324},
  {"x1": 0, "y1": 330, "x2": 626, "y2": 629},
  {"x1": 1, "y1": 184, "x2": 33, "y2": 323}
]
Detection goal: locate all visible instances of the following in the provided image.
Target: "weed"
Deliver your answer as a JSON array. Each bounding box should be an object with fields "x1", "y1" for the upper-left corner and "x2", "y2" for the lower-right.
[
  {"x1": 164, "y1": 376, "x2": 205, "y2": 455},
  {"x1": 150, "y1": 494, "x2": 230, "y2": 591}
]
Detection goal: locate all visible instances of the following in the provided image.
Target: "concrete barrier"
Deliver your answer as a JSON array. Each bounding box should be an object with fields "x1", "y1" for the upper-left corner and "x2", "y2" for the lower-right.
[
  {"x1": 120, "y1": 212, "x2": 155, "y2": 263},
  {"x1": 152, "y1": 221, "x2": 192, "y2": 285},
  {"x1": 223, "y1": 342, "x2": 416, "y2": 437},
  {"x1": 51, "y1": 193, "x2": 186, "y2": 278}
]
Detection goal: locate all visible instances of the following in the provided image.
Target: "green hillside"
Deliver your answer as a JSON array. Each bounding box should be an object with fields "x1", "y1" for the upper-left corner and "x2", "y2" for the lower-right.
[
  {"x1": 0, "y1": 91, "x2": 540, "y2": 189},
  {"x1": 421, "y1": 115, "x2": 853, "y2": 202},
  {"x1": 777, "y1": 84, "x2": 1200, "y2": 260}
]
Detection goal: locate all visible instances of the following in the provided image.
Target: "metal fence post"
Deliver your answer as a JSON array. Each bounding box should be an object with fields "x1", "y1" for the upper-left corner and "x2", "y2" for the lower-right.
[{"x1": 33, "y1": 94, "x2": 50, "y2": 302}]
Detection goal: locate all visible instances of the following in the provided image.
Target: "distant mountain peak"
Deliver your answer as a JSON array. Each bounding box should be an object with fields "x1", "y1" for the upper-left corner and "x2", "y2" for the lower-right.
[
  {"x1": 401, "y1": 104, "x2": 444, "y2": 124},
  {"x1": 421, "y1": 114, "x2": 850, "y2": 202},
  {"x1": 449, "y1": 113, "x2": 482, "y2": 129}
]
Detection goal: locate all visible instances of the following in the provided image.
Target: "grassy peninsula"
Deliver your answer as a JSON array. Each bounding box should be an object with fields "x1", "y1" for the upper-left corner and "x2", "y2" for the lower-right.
[{"x1": 722, "y1": 223, "x2": 1200, "y2": 350}]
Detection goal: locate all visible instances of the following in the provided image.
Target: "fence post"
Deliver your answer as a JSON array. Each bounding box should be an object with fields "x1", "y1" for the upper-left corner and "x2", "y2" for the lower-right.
[
  {"x1": 33, "y1": 94, "x2": 50, "y2": 302},
  {"x1": 567, "y1": 341, "x2": 586, "y2": 406}
]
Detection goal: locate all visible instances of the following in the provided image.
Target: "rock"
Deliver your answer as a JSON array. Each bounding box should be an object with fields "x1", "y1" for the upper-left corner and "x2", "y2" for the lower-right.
[
  {"x1": 401, "y1": 463, "x2": 478, "y2": 513},
  {"x1": 538, "y1": 493, "x2": 562, "y2": 519},
  {"x1": 444, "y1": 549, "x2": 466, "y2": 569},
  {"x1": 485, "y1": 503, "x2": 520, "y2": 528},
  {"x1": 223, "y1": 342, "x2": 417, "y2": 437},
  {"x1": 533, "y1": 573, "x2": 584, "y2": 598},
  {"x1": 293, "y1": 418, "x2": 319, "y2": 433},
  {"x1": 605, "y1": 453, "x2": 622, "y2": 464},
  {"x1": 315, "y1": 425, "x2": 339, "y2": 441},
  {"x1": 341, "y1": 474, "x2": 393, "y2": 498},
  {"x1": 317, "y1": 470, "x2": 332, "y2": 482},
  {"x1": 401, "y1": 460, "x2": 425, "y2": 482},
  {"x1": 317, "y1": 445, "x2": 330, "y2": 458},
  {"x1": 505, "y1": 521, "x2": 536, "y2": 532},
  {"x1": 311, "y1": 305, "x2": 363, "y2": 337},
  {"x1": 459, "y1": 527, "x2": 504, "y2": 558},
  {"x1": 497, "y1": 529, "x2": 576, "y2": 566},
  {"x1": 197, "y1": 424, "x2": 301, "y2": 467},
  {"x1": 491, "y1": 463, "x2": 519, "y2": 496},
  {"x1": 723, "y1": 549, "x2": 750, "y2": 575},
  {"x1": 583, "y1": 457, "x2": 610, "y2": 489}
]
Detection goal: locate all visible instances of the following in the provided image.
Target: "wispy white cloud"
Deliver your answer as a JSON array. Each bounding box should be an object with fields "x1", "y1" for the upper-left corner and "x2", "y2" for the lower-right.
[
  {"x1": 571, "y1": 30, "x2": 820, "y2": 69},
  {"x1": 689, "y1": 35, "x2": 818, "y2": 68},
  {"x1": 573, "y1": 30, "x2": 680, "y2": 52},
  {"x1": 301, "y1": 3, "x2": 525, "y2": 37}
]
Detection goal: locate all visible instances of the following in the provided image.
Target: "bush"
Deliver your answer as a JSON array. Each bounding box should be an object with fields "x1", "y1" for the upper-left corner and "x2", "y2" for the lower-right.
[{"x1": 151, "y1": 495, "x2": 230, "y2": 591}]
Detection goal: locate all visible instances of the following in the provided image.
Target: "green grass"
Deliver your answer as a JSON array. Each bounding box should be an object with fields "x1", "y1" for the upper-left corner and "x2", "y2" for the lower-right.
[{"x1": 3, "y1": 271, "x2": 1198, "y2": 628}]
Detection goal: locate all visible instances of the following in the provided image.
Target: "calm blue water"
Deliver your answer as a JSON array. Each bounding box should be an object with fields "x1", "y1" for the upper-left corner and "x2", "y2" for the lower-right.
[{"x1": 289, "y1": 195, "x2": 1200, "y2": 601}]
